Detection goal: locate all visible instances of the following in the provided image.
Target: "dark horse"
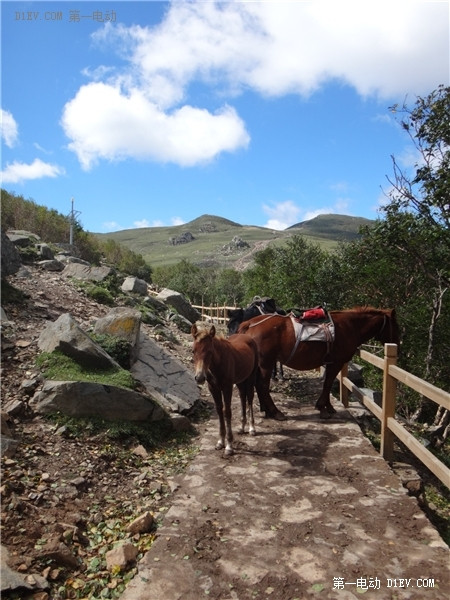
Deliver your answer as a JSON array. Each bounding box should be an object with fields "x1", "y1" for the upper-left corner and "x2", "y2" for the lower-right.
[
  {"x1": 238, "y1": 307, "x2": 400, "y2": 420},
  {"x1": 227, "y1": 297, "x2": 286, "y2": 335},
  {"x1": 228, "y1": 299, "x2": 286, "y2": 380},
  {"x1": 191, "y1": 324, "x2": 258, "y2": 456}
]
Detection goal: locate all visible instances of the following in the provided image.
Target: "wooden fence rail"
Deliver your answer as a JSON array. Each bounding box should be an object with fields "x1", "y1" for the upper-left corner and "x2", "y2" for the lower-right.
[
  {"x1": 192, "y1": 304, "x2": 237, "y2": 324},
  {"x1": 338, "y1": 343, "x2": 450, "y2": 488}
]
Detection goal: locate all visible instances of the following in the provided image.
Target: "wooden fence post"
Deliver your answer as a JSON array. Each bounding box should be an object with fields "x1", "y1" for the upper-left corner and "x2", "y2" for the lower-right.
[
  {"x1": 340, "y1": 362, "x2": 349, "y2": 407},
  {"x1": 380, "y1": 343, "x2": 398, "y2": 462}
]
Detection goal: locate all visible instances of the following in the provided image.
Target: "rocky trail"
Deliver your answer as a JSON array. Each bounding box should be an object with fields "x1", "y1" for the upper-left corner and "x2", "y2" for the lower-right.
[{"x1": 1, "y1": 264, "x2": 449, "y2": 600}]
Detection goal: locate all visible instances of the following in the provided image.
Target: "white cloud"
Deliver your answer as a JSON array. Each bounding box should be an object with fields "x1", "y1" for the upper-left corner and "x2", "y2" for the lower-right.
[
  {"x1": 62, "y1": 0, "x2": 447, "y2": 169},
  {"x1": 105, "y1": 1, "x2": 447, "y2": 101},
  {"x1": 263, "y1": 200, "x2": 302, "y2": 230},
  {"x1": 133, "y1": 219, "x2": 151, "y2": 228},
  {"x1": 133, "y1": 217, "x2": 186, "y2": 228},
  {"x1": 61, "y1": 82, "x2": 249, "y2": 170},
  {"x1": 263, "y1": 197, "x2": 356, "y2": 229},
  {"x1": 102, "y1": 221, "x2": 122, "y2": 232},
  {"x1": 1, "y1": 109, "x2": 18, "y2": 147},
  {"x1": 1, "y1": 158, "x2": 65, "y2": 184}
]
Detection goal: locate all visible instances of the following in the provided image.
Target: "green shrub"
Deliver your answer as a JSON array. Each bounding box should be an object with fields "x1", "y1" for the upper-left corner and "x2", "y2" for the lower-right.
[
  {"x1": 91, "y1": 333, "x2": 132, "y2": 369},
  {"x1": 85, "y1": 284, "x2": 114, "y2": 306}
]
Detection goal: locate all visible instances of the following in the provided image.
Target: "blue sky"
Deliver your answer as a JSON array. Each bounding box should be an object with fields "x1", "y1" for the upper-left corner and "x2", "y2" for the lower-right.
[{"x1": 1, "y1": 1, "x2": 448, "y2": 233}]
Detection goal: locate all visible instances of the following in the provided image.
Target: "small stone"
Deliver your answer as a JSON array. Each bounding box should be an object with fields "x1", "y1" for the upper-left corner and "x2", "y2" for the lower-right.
[
  {"x1": 105, "y1": 543, "x2": 138, "y2": 570},
  {"x1": 126, "y1": 511, "x2": 154, "y2": 535},
  {"x1": 132, "y1": 445, "x2": 148, "y2": 459}
]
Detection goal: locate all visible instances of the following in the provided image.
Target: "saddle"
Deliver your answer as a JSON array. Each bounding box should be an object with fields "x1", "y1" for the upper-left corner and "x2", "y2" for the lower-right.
[
  {"x1": 250, "y1": 296, "x2": 278, "y2": 315},
  {"x1": 287, "y1": 306, "x2": 335, "y2": 363}
]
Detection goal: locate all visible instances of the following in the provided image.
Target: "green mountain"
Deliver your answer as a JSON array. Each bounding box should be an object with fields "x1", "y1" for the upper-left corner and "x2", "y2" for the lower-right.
[
  {"x1": 288, "y1": 214, "x2": 374, "y2": 240},
  {"x1": 96, "y1": 213, "x2": 374, "y2": 269}
]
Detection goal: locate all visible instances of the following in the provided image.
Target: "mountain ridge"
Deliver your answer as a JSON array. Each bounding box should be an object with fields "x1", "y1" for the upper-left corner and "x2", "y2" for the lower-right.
[{"x1": 96, "y1": 213, "x2": 375, "y2": 269}]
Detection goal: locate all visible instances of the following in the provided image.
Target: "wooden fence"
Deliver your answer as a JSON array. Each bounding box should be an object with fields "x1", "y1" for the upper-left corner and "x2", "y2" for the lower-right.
[
  {"x1": 192, "y1": 304, "x2": 236, "y2": 324},
  {"x1": 338, "y1": 343, "x2": 450, "y2": 488}
]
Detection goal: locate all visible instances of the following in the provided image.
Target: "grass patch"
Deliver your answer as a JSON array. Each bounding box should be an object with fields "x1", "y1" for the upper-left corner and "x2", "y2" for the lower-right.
[
  {"x1": 46, "y1": 412, "x2": 198, "y2": 452},
  {"x1": 36, "y1": 350, "x2": 136, "y2": 389}
]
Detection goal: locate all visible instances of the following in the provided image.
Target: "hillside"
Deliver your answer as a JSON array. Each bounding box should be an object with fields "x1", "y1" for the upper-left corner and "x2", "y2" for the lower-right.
[
  {"x1": 97, "y1": 213, "x2": 374, "y2": 269},
  {"x1": 288, "y1": 214, "x2": 373, "y2": 240}
]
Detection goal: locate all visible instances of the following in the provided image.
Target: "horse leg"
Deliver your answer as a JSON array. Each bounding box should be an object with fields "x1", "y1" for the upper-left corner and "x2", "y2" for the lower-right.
[
  {"x1": 247, "y1": 379, "x2": 256, "y2": 436},
  {"x1": 236, "y1": 382, "x2": 247, "y2": 434},
  {"x1": 223, "y1": 385, "x2": 234, "y2": 456},
  {"x1": 272, "y1": 362, "x2": 284, "y2": 381},
  {"x1": 256, "y1": 366, "x2": 286, "y2": 420},
  {"x1": 210, "y1": 385, "x2": 226, "y2": 450},
  {"x1": 315, "y1": 363, "x2": 340, "y2": 419}
]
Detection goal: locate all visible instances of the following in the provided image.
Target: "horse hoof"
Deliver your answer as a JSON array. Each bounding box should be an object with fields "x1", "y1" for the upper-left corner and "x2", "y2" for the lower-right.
[
  {"x1": 328, "y1": 406, "x2": 337, "y2": 414},
  {"x1": 320, "y1": 410, "x2": 332, "y2": 420},
  {"x1": 215, "y1": 442, "x2": 224, "y2": 451},
  {"x1": 272, "y1": 410, "x2": 287, "y2": 421},
  {"x1": 224, "y1": 448, "x2": 234, "y2": 456},
  {"x1": 249, "y1": 430, "x2": 256, "y2": 436}
]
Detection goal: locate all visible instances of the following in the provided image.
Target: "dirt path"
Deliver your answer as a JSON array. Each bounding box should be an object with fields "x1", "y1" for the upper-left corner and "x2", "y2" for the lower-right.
[{"x1": 119, "y1": 379, "x2": 449, "y2": 600}]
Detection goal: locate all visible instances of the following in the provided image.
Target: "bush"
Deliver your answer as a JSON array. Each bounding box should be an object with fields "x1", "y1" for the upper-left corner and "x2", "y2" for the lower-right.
[
  {"x1": 91, "y1": 333, "x2": 132, "y2": 369},
  {"x1": 85, "y1": 284, "x2": 115, "y2": 306}
]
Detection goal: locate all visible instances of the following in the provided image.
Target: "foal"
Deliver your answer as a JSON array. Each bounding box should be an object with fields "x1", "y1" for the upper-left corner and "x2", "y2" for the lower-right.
[{"x1": 191, "y1": 324, "x2": 258, "y2": 456}]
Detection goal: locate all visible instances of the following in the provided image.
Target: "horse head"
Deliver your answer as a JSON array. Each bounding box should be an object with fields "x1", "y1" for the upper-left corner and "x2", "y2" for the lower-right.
[
  {"x1": 227, "y1": 308, "x2": 245, "y2": 335},
  {"x1": 191, "y1": 324, "x2": 216, "y2": 384},
  {"x1": 376, "y1": 308, "x2": 400, "y2": 349}
]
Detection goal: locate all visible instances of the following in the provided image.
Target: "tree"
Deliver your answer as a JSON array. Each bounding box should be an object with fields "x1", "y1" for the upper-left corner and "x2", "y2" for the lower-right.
[
  {"x1": 384, "y1": 86, "x2": 450, "y2": 430},
  {"x1": 387, "y1": 85, "x2": 449, "y2": 244}
]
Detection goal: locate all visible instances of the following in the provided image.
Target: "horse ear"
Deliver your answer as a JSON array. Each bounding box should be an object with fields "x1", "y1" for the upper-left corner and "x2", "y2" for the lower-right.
[
  {"x1": 191, "y1": 324, "x2": 198, "y2": 338},
  {"x1": 209, "y1": 325, "x2": 216, "y2": 337}
]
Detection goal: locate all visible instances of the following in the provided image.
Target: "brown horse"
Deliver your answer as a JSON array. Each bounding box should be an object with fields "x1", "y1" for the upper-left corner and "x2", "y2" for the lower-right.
[
  {"x1": 238, "y1": 307, "x2": 400, "y2": 420},
  {"x1": 191, "y1": 324, "x2": 259, "y2": 455}
]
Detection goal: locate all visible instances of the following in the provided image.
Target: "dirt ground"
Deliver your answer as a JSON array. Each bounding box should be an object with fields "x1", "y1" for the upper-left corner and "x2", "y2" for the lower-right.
[
  {"x1": 1, "y1": 266, "x2": 449, "y2": 600},
  {"x1": 120, "y1": 378, "x2": 449, "y2": 600}
]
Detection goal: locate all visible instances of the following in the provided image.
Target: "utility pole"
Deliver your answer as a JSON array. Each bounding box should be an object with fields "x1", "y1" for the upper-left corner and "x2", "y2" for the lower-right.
[{"x1": 69, "y1": 197, "x2": 81, "y2": 245}]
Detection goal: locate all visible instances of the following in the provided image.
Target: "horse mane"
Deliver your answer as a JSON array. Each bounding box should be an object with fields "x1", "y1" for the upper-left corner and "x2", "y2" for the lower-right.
[{"x1": 352, "y1": 306, "x2": 393, "y2": 316}]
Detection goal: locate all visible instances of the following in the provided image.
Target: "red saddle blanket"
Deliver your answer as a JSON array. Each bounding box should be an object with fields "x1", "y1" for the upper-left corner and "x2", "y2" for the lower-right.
[{"x1": 301, "y1": 307, "x2": 327, "y2": 321}]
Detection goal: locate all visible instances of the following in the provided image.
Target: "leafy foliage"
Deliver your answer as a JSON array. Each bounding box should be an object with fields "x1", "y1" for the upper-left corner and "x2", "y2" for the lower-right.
[
  {"x1": 91, "y1": 333, "x2": 133, "y2": 369},
  {"x1": 1, "y1": 189, "x2": 152, "y2": 280}
]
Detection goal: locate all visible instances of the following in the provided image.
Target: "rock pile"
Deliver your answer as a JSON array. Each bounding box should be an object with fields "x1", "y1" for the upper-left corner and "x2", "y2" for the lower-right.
[{"x1": 1, "y1": 228, "x2": 205, "y2": 597}]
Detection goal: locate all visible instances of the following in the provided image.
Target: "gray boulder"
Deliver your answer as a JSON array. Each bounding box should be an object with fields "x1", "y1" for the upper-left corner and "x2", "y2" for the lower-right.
[
  {"x1": 169, "y1": 312, "x2": 193, "y2": 334},
  {"x1": 131, "y1": 333, "x2": 200, "y2": 414},
  {"x1": 142, "y1": 295, "x2": 167, "y2": 313},
  {"x1": 31, "y1": 381, "x2": 166, "y2": 422},
  {"x1": 156, "y1": 288, "x2": 200, "y2": 324},
  {"x1": 38, "y1": 259, "x2": 65, "y2": 271},
  {"x1": 61, "y1": 263, "x2": 114, "y2": 282},
  {"x1": 360, "y1": 388, "x2": 382, "y2": 407},
  {"x1": 37, "y1": 243, "x2": 54, "y2": 260},
  {"x1": 1, "y1": 545, "x2": 48, "y2": 593},
  {"x1": 6, "y1": 230, "x2": 40, "y2": 247},
  {"x1": 38, "y1": 313, "x2": 119, "y2": 369},
  {"x1": 1, "y1": 230, "x2": 22, "y2": 277},
  {"x1": 56, "y1": 255, "x2": 90, "y2": 266},
  {"x1": 94, "y1": 307, "x2": 142, "y2": 365},
  {"x1": 121, "y1": 276, "x2": 148, "y2": 295},
  {"x1": 348, "y1": 362, "x2": 365, "y2": 387}
]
